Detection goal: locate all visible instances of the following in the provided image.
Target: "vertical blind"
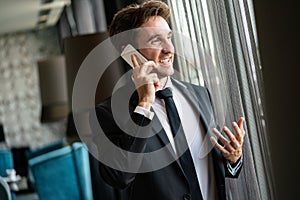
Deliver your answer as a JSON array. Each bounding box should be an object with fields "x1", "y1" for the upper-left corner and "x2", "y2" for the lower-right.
[{"x1": 167, "y1": 0, "x2": 275, "y2": 199}]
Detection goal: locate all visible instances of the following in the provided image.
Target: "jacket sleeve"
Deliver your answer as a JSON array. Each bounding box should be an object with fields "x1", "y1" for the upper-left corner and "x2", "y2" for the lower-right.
[
  {"x1": 93, "y1": 99, "x2": 152, "y2": 189},
  {"x1": 224, "y1": 155, "x2": 243, "y2": 178}
]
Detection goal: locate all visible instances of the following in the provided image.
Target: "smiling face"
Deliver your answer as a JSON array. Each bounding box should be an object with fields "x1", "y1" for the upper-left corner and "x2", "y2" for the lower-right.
[{"x1": 135, "y1": 16, "x2": 175, "y2": 79}]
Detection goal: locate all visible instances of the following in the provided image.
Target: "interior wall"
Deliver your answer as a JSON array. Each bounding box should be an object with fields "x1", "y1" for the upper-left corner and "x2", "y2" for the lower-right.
[
  {"x1": 253, "y1": 0, "x2": 299, "y2": 199},
  {"x1": 0, "y1": 27, "x2": 66, "y2": 149}
]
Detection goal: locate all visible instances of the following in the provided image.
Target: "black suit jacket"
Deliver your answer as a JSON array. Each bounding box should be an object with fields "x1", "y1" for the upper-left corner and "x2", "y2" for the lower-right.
[{"x1": 94, "y1": 78, "x2": 242, "y2": 200}]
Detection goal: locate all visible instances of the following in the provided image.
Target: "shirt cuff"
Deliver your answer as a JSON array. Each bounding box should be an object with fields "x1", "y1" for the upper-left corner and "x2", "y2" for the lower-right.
[
  {"x1": 226, "y1": 155, "x2": 243, "y2": 176},
  {"x1": 134, "y1": 106, "x2": 155, "y2": 120}
]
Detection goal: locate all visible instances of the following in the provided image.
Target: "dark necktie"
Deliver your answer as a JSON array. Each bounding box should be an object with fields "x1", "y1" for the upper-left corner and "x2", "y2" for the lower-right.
[{"x1": 156, "y1": 87, "x2": 203, "y2": 200}]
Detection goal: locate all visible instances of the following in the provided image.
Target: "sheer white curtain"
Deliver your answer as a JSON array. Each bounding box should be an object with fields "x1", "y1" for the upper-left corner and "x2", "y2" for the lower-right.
[{"x1": 167, "y1": 0, "x2": 275, "y2": 199}]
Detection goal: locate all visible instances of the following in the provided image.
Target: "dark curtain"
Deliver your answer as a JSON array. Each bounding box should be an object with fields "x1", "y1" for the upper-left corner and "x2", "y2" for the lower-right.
[
  {"x1": 167, "y1": 0, "x2": 275, "y2": 199},
  {"x1": 57, "y1": 0, "x2": 138, "y2": 47}
]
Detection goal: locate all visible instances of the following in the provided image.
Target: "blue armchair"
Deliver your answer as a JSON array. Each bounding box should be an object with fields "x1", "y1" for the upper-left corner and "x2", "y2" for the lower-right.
[
  {"x1": 26, "y1": 139, "x2": 66, "y2": 160},
  {"x1": 28, "y1": 142, "x2": 93, "y2": 200},
  {"x1": 0, "y1": 177, "x2": 12, "y2": 200},
  {"x1": 0, "y1": 149, "x2": 14, "y2": 177}
]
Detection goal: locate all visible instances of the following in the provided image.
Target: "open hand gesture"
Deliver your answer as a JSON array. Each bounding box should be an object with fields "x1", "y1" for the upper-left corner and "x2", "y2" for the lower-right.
[{"x1": 210, "y1": 117, "x2": 246, "y2": 164}]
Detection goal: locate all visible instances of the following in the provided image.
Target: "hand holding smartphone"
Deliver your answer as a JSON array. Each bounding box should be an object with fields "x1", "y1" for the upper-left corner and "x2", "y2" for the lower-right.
[{"x1": 121, "y1": 44, "x2": 148, "y2": 68}]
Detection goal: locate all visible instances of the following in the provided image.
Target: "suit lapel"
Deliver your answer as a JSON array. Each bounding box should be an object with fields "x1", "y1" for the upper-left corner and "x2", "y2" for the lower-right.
[
  {"x1": 150, "y1": 114, "x2": 172, "y2": 147},
  {"x1": 172, "y1": 78, "x2": 216, "y2": 158},
  {"x1": 171, "y1": 78, "x2": 211, "y2": 130}
]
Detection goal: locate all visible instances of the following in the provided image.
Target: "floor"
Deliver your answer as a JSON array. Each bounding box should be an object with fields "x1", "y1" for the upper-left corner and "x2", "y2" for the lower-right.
[
  {"x1": 8, "y1": 175, "x2": 39, "y2": 200},
  {"x1": 15, "y1": 192, "x2": 39, "y2": 200}
]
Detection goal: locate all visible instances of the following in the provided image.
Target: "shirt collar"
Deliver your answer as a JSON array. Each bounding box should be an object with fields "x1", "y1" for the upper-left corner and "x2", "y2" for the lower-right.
[{"x1": 163, "y1": 76, "x2": 173, "y2": 89}]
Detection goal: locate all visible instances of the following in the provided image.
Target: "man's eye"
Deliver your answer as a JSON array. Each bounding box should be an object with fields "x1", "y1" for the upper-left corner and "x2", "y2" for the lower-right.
[{"x1": 151, "y1": 39, "x2": 162, "y2": 46}]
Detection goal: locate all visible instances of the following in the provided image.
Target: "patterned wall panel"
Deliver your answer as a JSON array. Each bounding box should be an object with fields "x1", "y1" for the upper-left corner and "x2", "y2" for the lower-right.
[{"x1": 0, "y1": 27, "x2": 66, "y2": 148}]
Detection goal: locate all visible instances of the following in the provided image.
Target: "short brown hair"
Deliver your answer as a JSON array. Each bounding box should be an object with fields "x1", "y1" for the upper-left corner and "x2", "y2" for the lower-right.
[{"x1": 109, "y1": 0, "x2": 170, "y2": 49}]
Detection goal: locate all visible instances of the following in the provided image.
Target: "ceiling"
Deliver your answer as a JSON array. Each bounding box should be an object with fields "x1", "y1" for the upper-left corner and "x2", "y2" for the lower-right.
[{"x1": 0, "y1": 0, "x2": 71, "y2": 35}]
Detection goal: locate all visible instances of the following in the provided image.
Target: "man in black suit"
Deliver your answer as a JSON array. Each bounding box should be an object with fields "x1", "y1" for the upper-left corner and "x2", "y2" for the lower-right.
[{"x1": 94, "y1": 1, "x2": 245, "y2": 199}]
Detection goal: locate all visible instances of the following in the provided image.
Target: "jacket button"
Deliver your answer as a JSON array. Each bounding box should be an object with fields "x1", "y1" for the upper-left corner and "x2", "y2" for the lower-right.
[{"x1": 183, "y1": 194, "x2": 191, "y2": 200}]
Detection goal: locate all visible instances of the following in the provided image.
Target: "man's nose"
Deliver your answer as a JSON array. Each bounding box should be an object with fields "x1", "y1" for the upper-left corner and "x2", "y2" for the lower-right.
[{"x1": 161, "y1": 40, "x2": 174, "y2": 53}]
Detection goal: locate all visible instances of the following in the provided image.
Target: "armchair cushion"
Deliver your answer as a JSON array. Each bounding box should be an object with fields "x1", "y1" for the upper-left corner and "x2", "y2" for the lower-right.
[
  {"x1": 0, "y1": 149, "x2": 13, "y2": 177},
  {"x1": 28, "y1": 142, "x2": 93, "y2": 200}
]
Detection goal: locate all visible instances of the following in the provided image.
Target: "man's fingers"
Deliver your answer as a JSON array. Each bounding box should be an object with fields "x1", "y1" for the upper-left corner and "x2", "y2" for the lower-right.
[
  {"x1": 134, "y1": 73, "x2": 159, "y2": 88},
  {"x1": 212, "y1": 128, "x2": 227, "y2": 144},
  {"x1": 210, "y1": 136, "x2": 234, "y2": 158},
  {"x1": 212, "y1": 118, "x2": 246, "y2": 163},
  {"x1": 132, "y1": 54, "x2": 156, "y2": 75},
  {"x1": 210, "y1": 136, "x2": 230, "y2": 155},
  {"x1": 147, "y1": 73, "x2": 160, "y2": 85},
  {"x1": 237, "y1": 117, "x2": 244, "y2": 131},
  {"x1": 234, "y1": 118, "x2": 246, "y2": 143},
  {"x1": 223, "y1": 126, "x2": 240, "y2": 149},
  {"x1": 223, "y1": 126, "x2": 237, "y2": 143},
  {"x1": 213, "y1": 127, "x2": 239, "y2": 152},
  {"x1": 131, "y1": 54, "x2": 140, "y2": 68},
  {"x1": 231, "y1": 122, "x2": 241, "y2": 143},
  {"x1": 140, "y1": 61, "x2": 156, "y2": 74}
]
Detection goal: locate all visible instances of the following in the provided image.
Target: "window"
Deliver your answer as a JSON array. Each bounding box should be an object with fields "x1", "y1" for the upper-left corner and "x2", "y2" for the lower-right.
[{"x1": 167, "y1": 0, "x2": 275, "y2": 199}]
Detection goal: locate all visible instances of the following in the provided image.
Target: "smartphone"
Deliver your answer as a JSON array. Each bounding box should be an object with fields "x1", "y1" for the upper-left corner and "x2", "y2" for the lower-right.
[{"x1": 121, "y1": 44, "x2": 148, "y2": 68}]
